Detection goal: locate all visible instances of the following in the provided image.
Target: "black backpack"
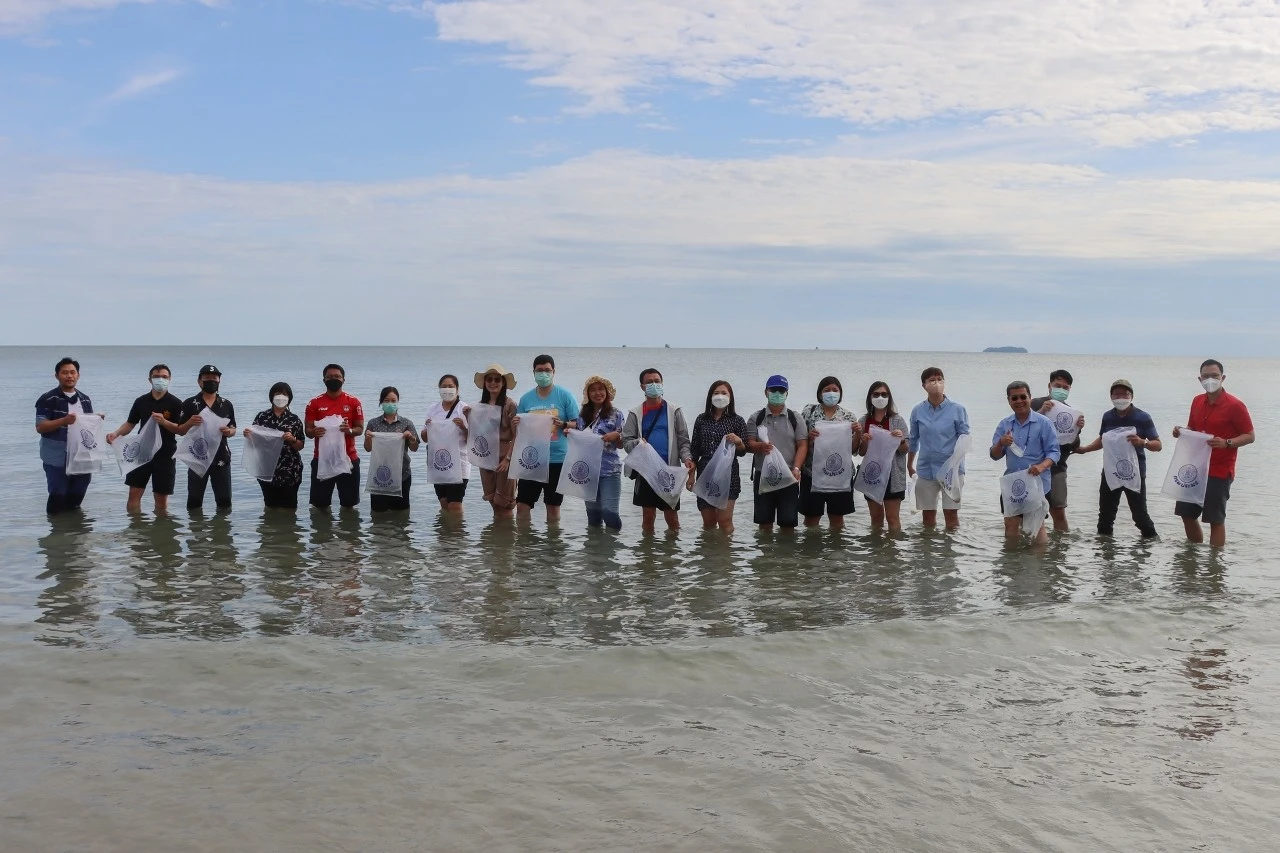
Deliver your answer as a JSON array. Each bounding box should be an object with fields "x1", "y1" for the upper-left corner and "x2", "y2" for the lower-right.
[{"x1": 750, "y1": 408, "x2": 799, "y2": 480}]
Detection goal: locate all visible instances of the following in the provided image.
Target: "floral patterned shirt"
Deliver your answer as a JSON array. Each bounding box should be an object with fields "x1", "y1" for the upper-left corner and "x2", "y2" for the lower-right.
[{"x1": 252, "y1": 408, "x2": 305, "y2": 488}]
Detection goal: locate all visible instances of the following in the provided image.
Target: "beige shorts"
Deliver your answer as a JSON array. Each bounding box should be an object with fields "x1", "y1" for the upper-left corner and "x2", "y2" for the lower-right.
[{"x1": 915, "y1": 475, "x2": 962, "y2": 511}]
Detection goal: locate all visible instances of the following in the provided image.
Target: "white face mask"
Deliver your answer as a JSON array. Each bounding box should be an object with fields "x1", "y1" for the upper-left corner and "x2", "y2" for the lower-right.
[
  {"x1": 439, "y1": 387, "x2": 458, "y2": 402},
  {"x1": 1111, "y1": 398, "x2": 1132, "y2": 411},
  {"x1": 711, "y1": 394, "x2": 730, "y2": 410},
  {"x1": 272, "y1": 395, "x2": 290, "y2": 409},
  {"x1": 871, "y1": 395, "x2": 889, "y2": 410},
  {"x1": 1200, "y1": 377, "x2": 1222, "y2": 394}
]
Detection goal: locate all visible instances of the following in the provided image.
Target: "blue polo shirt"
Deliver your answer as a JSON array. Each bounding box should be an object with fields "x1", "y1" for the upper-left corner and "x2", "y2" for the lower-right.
[
  {"x1": 992, "y1": 411, "x2": 1060, "y2": 495},
  {"x1": 35, "y1": 387, "x2": 94, "y2": 467}
]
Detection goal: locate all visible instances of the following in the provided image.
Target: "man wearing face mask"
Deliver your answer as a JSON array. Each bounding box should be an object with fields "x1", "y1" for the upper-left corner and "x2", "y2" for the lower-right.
[
  {"x1": 106, "y1": 363, "x2": 184, "y2": 513},
  {"x1": 514, "y1": 354, "x2": 580, "y2": 521},
  {"x1": 908, "y1": 367, "x2": 970, "y2": 530},
  {"x1": 744, "y1": 375, "x2": 807, "y2": 532},
  {"x1": 1075, "y1": 380, "x2": 1160, "y2": 538},
  {"x1": 1029, "y1": 370, "x2": 1086, "y2": 533},
  {"x1": 304, "y1": 363, "x2": 365, "y2": 510},
  {"x1": 1171, "y1": 359, "x2": 1255, "y2": 547},
  {"x1": 621, "y1": 367, "x2": 694, "y2": 532},
  {"x1": 176, "y1": 365, "x2": 238, "y2": 511}
]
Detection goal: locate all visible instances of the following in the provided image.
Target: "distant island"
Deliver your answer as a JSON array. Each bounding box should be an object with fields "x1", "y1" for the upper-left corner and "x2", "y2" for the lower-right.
[{"x1": 983, "y1": 346, "x2": 1028, "y2": 353}]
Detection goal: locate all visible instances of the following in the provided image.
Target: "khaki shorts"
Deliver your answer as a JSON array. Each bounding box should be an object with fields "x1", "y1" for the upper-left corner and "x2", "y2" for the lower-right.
[
  {"x1": 915, "y1": 475, "x2": 962, "y2": 511},
  {"x1": 1046, "y1": 469, "x2": 1069, "y2": 509}
]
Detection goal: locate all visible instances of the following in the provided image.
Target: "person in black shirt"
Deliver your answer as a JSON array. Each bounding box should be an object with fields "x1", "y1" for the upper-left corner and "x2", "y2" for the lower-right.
[
  {"x1": 176, "y1": 364, "x2": 237, "y2": 511},
  {"x1": 245, "y1": 381, "x2": 307, "y2": 509},
  {"x1": 106, "y1": 363, "x2": 184, "y2": 513}
]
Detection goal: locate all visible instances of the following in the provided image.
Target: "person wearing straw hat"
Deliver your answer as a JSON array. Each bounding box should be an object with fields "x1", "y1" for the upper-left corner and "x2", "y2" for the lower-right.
[
  {"x1": 473, "y1": 364, "x2": 518, "y2": 519},
  {"x1": 569, "y1": 374, "x2": 626, "y2": 530}
]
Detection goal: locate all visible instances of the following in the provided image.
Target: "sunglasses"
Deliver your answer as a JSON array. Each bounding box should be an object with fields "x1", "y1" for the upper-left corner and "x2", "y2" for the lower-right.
[{"x1": 1008, "y1": 394, "x2": 1029, "y2": 402}]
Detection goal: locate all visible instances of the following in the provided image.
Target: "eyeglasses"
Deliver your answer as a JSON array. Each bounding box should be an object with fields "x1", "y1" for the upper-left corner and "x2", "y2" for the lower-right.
[
  {"x1": 1008, "y1": 395, "x2": 1029, "y2": 402},
  {"x1": 485, "y1": 376, "x2": 503, "y2": 383}
]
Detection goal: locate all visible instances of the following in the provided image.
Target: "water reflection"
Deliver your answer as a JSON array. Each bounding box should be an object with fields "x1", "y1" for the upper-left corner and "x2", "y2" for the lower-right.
[
  {"x1": 34, "y1": 514, "x2": 99, "y2": 646},
  {"x1": 303, "y1": 511, "x2": 366, "y2": 637},
  {"x1": 992, "y1": 538, "x2": 1077, "y2": 608},
  {"x1": 254, "y1": 512, "x2": 307, "y2": 636}
]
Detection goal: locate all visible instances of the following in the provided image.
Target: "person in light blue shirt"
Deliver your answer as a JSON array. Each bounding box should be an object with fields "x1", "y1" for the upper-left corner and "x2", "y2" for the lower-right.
[
  {"x1": 514, "y1": 353, "x2": 581, "y2": 522},
  {"x1": 990, "y1": 380, "x2": 1060, "y2": 542},
  {"x1": 907, "y1": 367, "x2": 970, "y2": 530}
]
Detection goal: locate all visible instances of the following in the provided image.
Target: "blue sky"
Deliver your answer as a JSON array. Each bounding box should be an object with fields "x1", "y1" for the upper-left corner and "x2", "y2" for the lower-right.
[{"x1": 2, "y1": 0, "x2": 1278, "y2": 353}]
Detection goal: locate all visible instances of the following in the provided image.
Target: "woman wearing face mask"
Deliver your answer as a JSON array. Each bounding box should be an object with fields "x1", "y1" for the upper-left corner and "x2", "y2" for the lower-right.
[
  {"x1": 800, "y1": 376, "x2": 862, "y2": 529},
  {"x1": 569, "y1": 375, "x2": 626, "y2": 530},
  {"x1": 365, "y1": 386, "x2": 419, "y2": 513},
  {"x1": 689, "y1": 380, "x2": 748, "y2": 533},
  {"x1": 245, "y1": 382, "x2": 306, "y2": 509},
  {"x1": 421, "y1": 374, "x2": 471, "y2": 514},
  {"x1": 858, "y1": 381, "x2": 909, "y2": 530}
]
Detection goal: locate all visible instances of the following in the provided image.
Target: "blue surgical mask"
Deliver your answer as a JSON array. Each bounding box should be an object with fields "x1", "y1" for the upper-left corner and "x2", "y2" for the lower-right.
[
  {"x1": 767, "y1": 391, "x2": 787, "y2": 407},
  {"x1": 821, "y1": 392, "x2": 840, "y2": 407},
  {"x1": 534, "y1": 371, "x2": 553, "y2": 388},
  {"x1": 151, "y1": 377, "x2": 169, "y2": 393},
  {"x1": 1050, "y1": 387, "x2": 1070, "y2": 402},
  {"x1": 382, "y1": 402, "x2": 399, "y2": 416},
  {"x1": 644, "y1": 382, "x2": 663, "y2": 399}
]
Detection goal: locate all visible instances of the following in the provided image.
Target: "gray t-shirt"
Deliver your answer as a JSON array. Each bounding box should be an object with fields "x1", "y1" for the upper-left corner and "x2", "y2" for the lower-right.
[
  {"x1": 744, "y1": 407, "x2": 805, "y2": 468},
  {"x1": 367, "y1": 414, "x2": 417, "y2": 480}
]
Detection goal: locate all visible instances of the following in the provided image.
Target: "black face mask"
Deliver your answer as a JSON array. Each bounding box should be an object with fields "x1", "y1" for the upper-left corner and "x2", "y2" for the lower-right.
[
  {"x1": 202, "y1": 380, "x2": 219, "y2": 394},
  {"x1": 324, "y1": 378, "x2": 344, "y2": 392}
]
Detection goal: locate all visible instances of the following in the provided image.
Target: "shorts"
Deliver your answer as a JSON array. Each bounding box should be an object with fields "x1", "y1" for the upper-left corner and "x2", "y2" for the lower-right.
[
  {"x1": 799, "y1": 473, "x2": 855, "y2": 518},
  {"x1": 124, "y1": 454, "x2": 176, "y2": 495},
  {"x1": 310, "y1": 457, "x2": 362, "y2": 509},
  {"x1": 634, "y1": 475, "x2": 680, "y2": 511},
  {"x1": 480, "y1": 467, "x2": 516, "y2": 509},
  {"x1": 516, "y1": 462, "x2": 564, "y2": 508},
  {"x1": 915, "y1": 476, "x2": 962, "y2": 511},
  {"x1": 865, "y1": 489, "x2": 906, "y2": 504},
  {"x1": 1175, "y1": 476, "x2": 1232, "y2": 525},
  {"x1": 1000, "y1": 495, "x2": 1050, "y2": 519},
  {"x1": 753, "y1": 479, "x2": 800, "y2": 528},
  {"x1": 434, "y1": 479, "x2": 469, "y2": 504},
  {"x1": 1047, "y1": 469, "x2": 1069, "y2": 509}
]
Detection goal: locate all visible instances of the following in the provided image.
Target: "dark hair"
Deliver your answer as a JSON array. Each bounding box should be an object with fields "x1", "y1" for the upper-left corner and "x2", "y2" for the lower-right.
[
  {"x1": 864, "y1": 380, "x2": 897, "y2": 419},
  {"x1": 379, "y1": 386, "x2": 400, "y2": 403},
  {"x1": 481, "y1": 384, "x2": 508, "y2": 406},
  {"x1": 703, "y1": 379, "x2": 736, "y2": 418},
  {"x1": 55, "y1": 357, "x2": 79, "y2": 374},
  {"x1": 1049, "y1": 369, "x2": 1073, "y2": 386},
  {"x1": 149, "y1": 363, "x2": 171, "y2": 378},
  {"x1": 1200, "y1": 359, "x2": 1225, "y2": 375},
  {"x1": 1006, "y1": 381, "x2": 1031, "y2": 397},
  {"x1": 269, "y1": 382, "x2": 293, "y2": 405},
  {"x1": 533, "y1": 354, "x2": 555, "y2": 370},
  {"x1": 639, "y1": 367, "x2": 663, "y2": 385},
  {"x1": 323, "y1": 363, "x2": 345, "y2": 378},
  {"x1": 920, "y1": 367, "x2": 944, "y2": 385},
  {"x1": 580, "y1": 379, "x2": 615, "y2": 424},
  {"x1": 816, "y1": 375, "x2": 842, "y2": 403},
  {"x1": 438, "y1": 374, "x2": 459, "y2": 388}
]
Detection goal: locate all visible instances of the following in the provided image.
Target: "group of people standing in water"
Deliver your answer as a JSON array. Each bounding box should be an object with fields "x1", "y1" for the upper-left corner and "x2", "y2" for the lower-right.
[{"x1": 35, "y1": 354, "x2": 1254, "y2": 547}]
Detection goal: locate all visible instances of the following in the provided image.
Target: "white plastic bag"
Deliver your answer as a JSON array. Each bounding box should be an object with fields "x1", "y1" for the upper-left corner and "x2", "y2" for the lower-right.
[
  {"x1": 1101, "y1": 427, "x2": 1141, "y2": 492},
  {"x1": 1043, "y1": 400, "x2": 1082, "y2": 446},
  {"x1": 810, "y1": 421, "x2": 853, "y2": 493},
  {"x1": 366, "y1": 432, "x2": 406, "y2": 495},
  {"x1": 114, "y1": 417, "x2": 162, "y2": 478},
  {"x1": 693, "y1": 436, "x2": 736, "y2": 510},
  {"x1": 467, "y1": 403, "x2": 503, "y2": 472},
  {"x1": 854, "y1": 426, "x2": 899, "y2": 504},
  {"x1": 423, "y1": 420, "x2": 464, "y2": 485},
  {"x1": 176, "y1": 411, "x2": 230, "y2": 478},
  {"x1": 315, "y1": 414, "x2": 352, "y2": 481},
  {"x1": 754, "y1": 426, "x2": 798, "y2": 495},
  {"x1": 1161, "y1": 429, "x2": 1213, "y2": 505},
  {"x1": 1000, "y1": 469, "x2": 1046, "y2": 535},
  {"x1": 511, "y1": 413, "x2": 553, "y2": 483},
  {"x1": 65, "y1": 405, "x2": 109, "y2": 475},
  {"x1": 559, "y1": 429, "x2": 605, "y2": 502},
  {"x1": 938, "y1": 434, "x2": 971, "y2": 503},
  {"x1": 622, "y1": 440, "x2": 686, "y2": 508},
  {"x1": 243, "y1": 426, "x2": 286, "y2": 481}
]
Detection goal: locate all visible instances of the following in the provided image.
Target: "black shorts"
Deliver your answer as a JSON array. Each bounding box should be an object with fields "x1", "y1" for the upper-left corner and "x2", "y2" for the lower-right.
[
  {"x1": 516, "y1": 463, "x2": 564, "y2": 507},
  {"x1": 310, "y1": 457, "x2": 362, "y2": 508},
  {"x1": 433, "y1": 479, "x2": 469, "y2": 504},
  {"x1": 753, "y1": 478, "x2": 800, "y2": 528},
  {"x1": 1175, "y1": 476, "x2": 1232, "y2": 525},
  {"x1": 865, "y1": 489, "x2": 906, "y2": 503},
  {"x1": 633, "y1": 476, "x2": 680, "y2": 511},
  {"x1": 124, "y1": 454, "x2": 176, "y2": 495},
  {"x1": 799, "y1": 473, "x2": 855, "y2": 518}
]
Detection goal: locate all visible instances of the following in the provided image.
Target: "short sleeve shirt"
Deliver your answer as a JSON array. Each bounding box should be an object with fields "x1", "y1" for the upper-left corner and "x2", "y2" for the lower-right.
[
  {"x1": 367, "y1": 414, "x2": 418, "y2": 481},
  {"x1": 745, "y1": 407, "x2": 805, "y2": 468},
  {"x1": 1100, "y1": 406, "x2": 1159, "y2": 479},
  {"x1": 178, "y1": 394, "x2": 237, "y2": 463},
  {"x1": 127, "y1": 392, "x2": 184, "y2": 456},
  {"x1": 1188, "y1": 391, "x2": 1253, "y2": 479},
  {"x1": 305, "y1": 392, "x2": 364, "y2": 461},
  {"x1": 517, "y1": 385, "x2": 581, "y2": 464},
  {"x1": 35, "y1": 388, "x2": 94, "y2": 466},
  {"x1": 424, "y1": 400, "x2": 472, "y2": 480}
]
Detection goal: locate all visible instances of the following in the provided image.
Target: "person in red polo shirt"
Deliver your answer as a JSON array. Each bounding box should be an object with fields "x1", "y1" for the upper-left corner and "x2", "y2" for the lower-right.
[
  {"x1": 1172, "y1": 359, "x2": 1254, "y2": 547},
  {"x1": 304, "y1": 363, "x2": 365, "y2": 509}
]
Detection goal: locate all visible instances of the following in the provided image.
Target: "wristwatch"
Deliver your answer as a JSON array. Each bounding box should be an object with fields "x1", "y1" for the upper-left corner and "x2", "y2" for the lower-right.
[{"x1": 1226, "y1": 438, "x2": 1233, "y2": 448}]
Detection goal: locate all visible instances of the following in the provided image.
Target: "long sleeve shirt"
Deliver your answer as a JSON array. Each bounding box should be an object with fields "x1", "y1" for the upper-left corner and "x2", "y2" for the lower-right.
[{"x1": 908, "y1": 397, "x2": 969, "y2": 480}]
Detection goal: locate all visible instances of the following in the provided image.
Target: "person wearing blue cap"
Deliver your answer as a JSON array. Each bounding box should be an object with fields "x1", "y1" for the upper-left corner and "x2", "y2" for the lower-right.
[{"x1": 744, "y1": 374, "x2": 807, "y2": 531}]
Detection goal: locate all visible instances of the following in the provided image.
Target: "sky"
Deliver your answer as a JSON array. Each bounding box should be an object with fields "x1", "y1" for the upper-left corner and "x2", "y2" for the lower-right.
[{"x1": 1, "y1": 0, "x2": 1278, "y2": 354}]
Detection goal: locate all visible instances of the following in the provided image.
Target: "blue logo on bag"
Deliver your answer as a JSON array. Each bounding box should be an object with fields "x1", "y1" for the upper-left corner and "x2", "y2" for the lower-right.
[
  {"x1": 764, "y1": 462, "x2": 784, "y2": 487},
  {"x1": 862, "y1": 461, "x2": 883, "y2": 485},
  {"x1": 657, "y1": 470, "x2": 677, "y2": 492},
  {"x1": 704, "y1": 481, "x2": 722, "y2": 498},
  {"x1": 943, "y1": 468, "x2": 955, "y2": 490},
  {"x1": 191, "y1": 437, "x2": 209, "y2": 462},
  {"x1": 568, "y1": 461, "x2": 591, "y2": 485},
  {"x1": 822, "y1": 453, "x2": 845, "y2": 477},
  {"x1": 1010, "y1": 478, "x2": 1028, "y2": 503},
  {"x1": 1054, "y1": 411, "x2": 1075, "y2": 433},
  {"x1": 1174, "y1": 464, "x2": 1199, "y2": 489},
  {"x1": 373, "y1": 465, "x2": 394, "y2": 487},
  {"x1": 122, "y1": 441, "x2": 140, "y2": 463},
  {"x1": 433, "y1": 449, "x2": 454, "y2": 472},
  {"x1": 1115, "y1": 459, "x2": 1137, "y2": 482},
  {"x1": 519, "y1": 446, "x2": 540, "y2": 470},
  {"x1": 79, "y1": 429, "x2": 97, "y2": 450},
  {"x1": 472, "y1": 435, "x2": 491, "y2": 458}
]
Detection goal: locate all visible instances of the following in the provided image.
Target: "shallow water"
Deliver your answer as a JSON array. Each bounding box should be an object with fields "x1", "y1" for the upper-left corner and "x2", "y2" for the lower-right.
[{"x1": 1, "y1": 347, "x2": 1274, "y2": 851}]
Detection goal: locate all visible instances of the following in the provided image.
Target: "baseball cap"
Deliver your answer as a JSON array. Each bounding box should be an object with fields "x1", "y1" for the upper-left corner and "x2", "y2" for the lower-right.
[
  {"x1": 1110, "y1": 378, "x2": 1133, "y2": 394},
  {"x1": 198, "y1": 364, "x2": 222, "y2": 377},
  {"x1": 765, "y1": 374, "x2": 789, "y2": 391}
]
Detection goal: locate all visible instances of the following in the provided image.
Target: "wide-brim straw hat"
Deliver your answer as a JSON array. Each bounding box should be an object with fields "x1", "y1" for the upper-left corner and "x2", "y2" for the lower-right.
[
  {"x1": 582, "y1": 375, "x2": 616, "y2": 403},
  {"x1": 474, "y1": 364, "x2": 517, "y2": 391}
]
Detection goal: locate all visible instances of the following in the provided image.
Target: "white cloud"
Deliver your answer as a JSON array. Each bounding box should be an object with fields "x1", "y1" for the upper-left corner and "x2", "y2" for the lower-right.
[
  {"x1": 101, "y1": 66, "x2": 184, "y2": 103},
  {"x1": 426, "y1": 0, "x2": 1280, "y2": 146},
  {"x1": 0, "y1": 0, "x2": 213, "y2": 35}
]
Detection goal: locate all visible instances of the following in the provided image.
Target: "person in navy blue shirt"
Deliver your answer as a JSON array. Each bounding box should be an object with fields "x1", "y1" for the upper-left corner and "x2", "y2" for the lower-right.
[
  {"x1": 34, "y1": 357, "x2": 96, "y2": 515},
  {"x1": 1075, "y1": 379, "x2": 1161, "y2": 538}
]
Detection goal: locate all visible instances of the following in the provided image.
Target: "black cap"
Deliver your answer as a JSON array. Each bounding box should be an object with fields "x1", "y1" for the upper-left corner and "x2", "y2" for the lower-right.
[{"x1": 198, "y1": 364, "x2": 222, "y2": 377}]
